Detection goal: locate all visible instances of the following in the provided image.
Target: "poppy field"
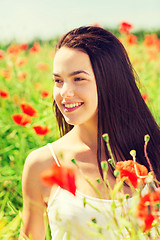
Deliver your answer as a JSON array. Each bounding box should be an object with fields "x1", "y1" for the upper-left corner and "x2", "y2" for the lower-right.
[
  {"x1": 0, "y1": 24, "x2": 160, "y2": 239},
  {"x1": 0, "y1": 39, "x2": 59, "y2": 239}
]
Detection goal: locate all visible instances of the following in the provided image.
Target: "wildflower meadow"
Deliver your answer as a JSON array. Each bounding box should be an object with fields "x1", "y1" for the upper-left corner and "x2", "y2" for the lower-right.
[{"x1": 0, "y1": 23, "x2": 160, "y2": 239}]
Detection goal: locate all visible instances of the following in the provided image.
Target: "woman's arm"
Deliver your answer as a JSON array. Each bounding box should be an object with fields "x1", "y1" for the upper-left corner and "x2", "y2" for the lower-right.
[{"x1": 19, "y1": 151, "x2": 47, "y2": 240}]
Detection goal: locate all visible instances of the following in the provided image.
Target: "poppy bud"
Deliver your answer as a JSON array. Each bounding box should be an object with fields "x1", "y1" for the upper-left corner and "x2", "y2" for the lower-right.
[{"x1": 102, "y1": 133, "x2": 109, "y2": 143}]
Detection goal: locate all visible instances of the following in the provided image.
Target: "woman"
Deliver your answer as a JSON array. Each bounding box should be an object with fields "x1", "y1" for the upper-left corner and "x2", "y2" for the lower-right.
[{"x1": 19, "y1": 26, "x2": 160, "y2": 240}]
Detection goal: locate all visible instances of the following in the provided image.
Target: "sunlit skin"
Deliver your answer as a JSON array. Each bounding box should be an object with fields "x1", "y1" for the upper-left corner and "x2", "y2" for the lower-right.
[{"x1": 53, "y1": 47, "x2": 98, "y2": 129}]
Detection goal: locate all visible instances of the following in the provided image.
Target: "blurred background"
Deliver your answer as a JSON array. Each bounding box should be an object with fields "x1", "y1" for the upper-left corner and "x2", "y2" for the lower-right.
[{"x1": 0, "y1": 0, "x2": 160, "y2": 43}]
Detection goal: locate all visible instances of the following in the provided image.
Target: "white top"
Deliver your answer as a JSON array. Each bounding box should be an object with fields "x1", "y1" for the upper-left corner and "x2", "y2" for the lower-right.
[{"x1": 46, "y1": 143, "x2": 133, "y2": 240}]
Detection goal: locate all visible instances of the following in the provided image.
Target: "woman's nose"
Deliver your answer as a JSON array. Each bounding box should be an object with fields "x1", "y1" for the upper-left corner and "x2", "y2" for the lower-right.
[{"x1": 61, "y1": 83, "x2": 74, "y2": 98}]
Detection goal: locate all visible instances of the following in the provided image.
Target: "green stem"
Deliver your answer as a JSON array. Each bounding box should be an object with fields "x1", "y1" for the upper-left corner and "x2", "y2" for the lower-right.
[
  {"x1": 103, "y1": 171, "x2": 112, "y2": 198},
  {"x1": 144, "y1": 142, "x2": 159, "y2": 188},
  {"x1": 84, "y1": 198, "x2": 101, "y2": 212},
  {"x1": 1, "y1": 190, "x2": 10, "y2": 212},
  {"x1": 72, "y1": 159, "x2": 103, "y2": 199},
  {"x1": 106, "y1": 141, "x2": 116, "y2": 168},
  {"x1": 84, "y1": 176, "x2": 102, "y2": 199}
]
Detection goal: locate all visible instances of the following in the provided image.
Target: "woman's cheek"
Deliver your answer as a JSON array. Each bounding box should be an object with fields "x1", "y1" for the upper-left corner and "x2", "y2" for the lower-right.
[{"x1": 53, "y1": 87, "x2": 58, "y2": 100}]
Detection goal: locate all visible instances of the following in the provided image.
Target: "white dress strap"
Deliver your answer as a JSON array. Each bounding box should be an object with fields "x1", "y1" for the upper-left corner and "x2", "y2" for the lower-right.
[{"x1": 47, "y1": 143, "x2": 60, "y2": 167}]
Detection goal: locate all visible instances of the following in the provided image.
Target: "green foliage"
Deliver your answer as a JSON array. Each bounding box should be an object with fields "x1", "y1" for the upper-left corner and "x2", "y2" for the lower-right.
[{"x1": 0, "y1": 40, "x2": 58, "y2": 239}]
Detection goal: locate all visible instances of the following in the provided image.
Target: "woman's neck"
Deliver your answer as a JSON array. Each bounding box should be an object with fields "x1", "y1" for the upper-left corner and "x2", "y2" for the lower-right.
[{"x1": 71, "y1": 123, "x2": 98, "y2": 149}]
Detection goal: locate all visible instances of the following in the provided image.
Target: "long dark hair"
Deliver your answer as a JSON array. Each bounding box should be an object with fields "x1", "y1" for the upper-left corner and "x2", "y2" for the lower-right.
[{"x1": 53, "y1": 26, "x2": 160, "y2": 180}]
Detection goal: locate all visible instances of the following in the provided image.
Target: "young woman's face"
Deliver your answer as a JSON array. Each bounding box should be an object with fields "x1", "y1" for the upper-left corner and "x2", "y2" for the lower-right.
[{"x1": 53, "y1": 47, "x2": 98, "y2": 126}]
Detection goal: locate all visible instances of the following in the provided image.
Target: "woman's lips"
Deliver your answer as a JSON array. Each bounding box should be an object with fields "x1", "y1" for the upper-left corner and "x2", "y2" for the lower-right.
[{"x1": 63, "y1": 102, "x2": 84, "y2": 112}]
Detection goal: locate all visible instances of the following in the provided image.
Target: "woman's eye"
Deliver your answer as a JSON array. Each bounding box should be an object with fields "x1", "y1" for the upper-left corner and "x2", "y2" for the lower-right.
[
  {"x1": 54, "y1": 79, "x2": 62, "y2": 83},
  {"x1": 74, "y1": 77, "x2": 84, "y2": 82}
]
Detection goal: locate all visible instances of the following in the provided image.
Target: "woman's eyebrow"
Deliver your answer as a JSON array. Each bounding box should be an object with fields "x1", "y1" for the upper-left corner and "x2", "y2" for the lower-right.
[
  {"x1": 52, "y1": 70, "x2": 90, "y2": 77},
  {"x1": 69, "y1": 70, "x2": 90, "y2": 76}
]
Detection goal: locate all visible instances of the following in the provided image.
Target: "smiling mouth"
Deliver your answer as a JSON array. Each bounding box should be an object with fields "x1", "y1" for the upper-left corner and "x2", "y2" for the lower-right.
[
  {"x1": 64, "y1": 103, "x2": 83, "y2": 108},
  {"x1": 63, "y1": 102, "x2": 83, "y2": 112}
]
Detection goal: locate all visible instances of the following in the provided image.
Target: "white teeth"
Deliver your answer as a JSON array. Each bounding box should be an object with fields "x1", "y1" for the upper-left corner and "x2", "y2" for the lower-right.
[{"x1": 64, "y1": 103, "x2": 82, "y2": 108}]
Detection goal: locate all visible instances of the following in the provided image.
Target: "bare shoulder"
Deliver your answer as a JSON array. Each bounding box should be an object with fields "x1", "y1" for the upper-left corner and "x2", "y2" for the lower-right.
[
  {"x1": 23, "y1": 145, "x2": 53, "y2": 176},
  {"x1": 22, "y1": 144, "x2": 55, "y2": 201},
  {"x1": 23, "y1": 129, "x2": 76, "y2": 183},
  {"x1": 20, "y1": 145, "x2": 55, "y2": 239}
]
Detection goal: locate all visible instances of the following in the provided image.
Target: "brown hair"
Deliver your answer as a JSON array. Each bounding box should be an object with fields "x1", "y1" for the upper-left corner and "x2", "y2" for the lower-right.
[{"x1": 53, "y1": 26, "x2": 160, "y2": 180}]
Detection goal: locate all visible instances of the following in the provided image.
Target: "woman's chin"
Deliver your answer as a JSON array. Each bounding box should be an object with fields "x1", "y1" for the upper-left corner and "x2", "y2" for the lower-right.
[
  {"x1": 64, "y1": 117, "x2": 81, "y2": 126},
  {"x1": 64, "y1": 117, "x2": 75, "y2": 126}
]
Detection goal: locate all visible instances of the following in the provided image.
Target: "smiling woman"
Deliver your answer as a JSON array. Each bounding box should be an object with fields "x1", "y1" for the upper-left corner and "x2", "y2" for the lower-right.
[
  {"x1": 19, "y1": 26, "x2": 160, "y2": 240},
  {"x1": 52, "y1": 47, "x2": 98, "y2": 126}
]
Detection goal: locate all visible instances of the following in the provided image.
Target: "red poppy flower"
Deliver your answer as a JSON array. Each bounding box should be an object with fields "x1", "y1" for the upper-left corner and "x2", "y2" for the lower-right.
[
  {"x1": 126, "y1": 34, "x2": 137, "y2": 45},
  {"x1": 0, "y1": 89, "x2": 9, "y2": 98},
  {"x1": 32, "y1": 125, "x2": 50, "y2": 135},
  {"x1": 137, "y1": 188, "x2": 160, "y2": 232},
  {"x1": 144, "y1": 34, "x2": 158, "y2": 47},
  {"x1": 153, "y1": 188, "x2": 160, "y2": 202},
  {"x1": 7, "y1": 44, "x2": 20, "y2": 55},
  {"x1": 29, "y1": 42, "x2": 40, "y2": 53},
  {"x1": 143, "y1": 214, "x2": 155, "y2": 232},
  {"x1": 12, "y1": 113, "x2": 32, "y2": 126},
  {"x1": 119, "y1": 21, "x2": 133, "y2": 35},
  {"x1": 20, "y1": 103, "x2": 38, "y2": 117},
  {"x1": 41, "y1": 90, "x2": 50, "y2": 98},
  {"x1": 156, "y1": 39, "x2": 160, "y2": 52},
  {"x1": 19, "y1": 43, "x2": 28, "y2": 50},
  {"x1": 36, "y1": 62, "x2": 49, "y2": 71},
  {"x1": 0, "y1": 49, "x2": 5, "y2": 59},
  {"x1": 141, "y1": 93, "x2": 148, "y2": 102},
  {"x1": 41, "y1": 162, "x2": 76, "y2": 195},
  {"x1": 115, "y1": 160, "x2": 148, "y2": 188}
]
